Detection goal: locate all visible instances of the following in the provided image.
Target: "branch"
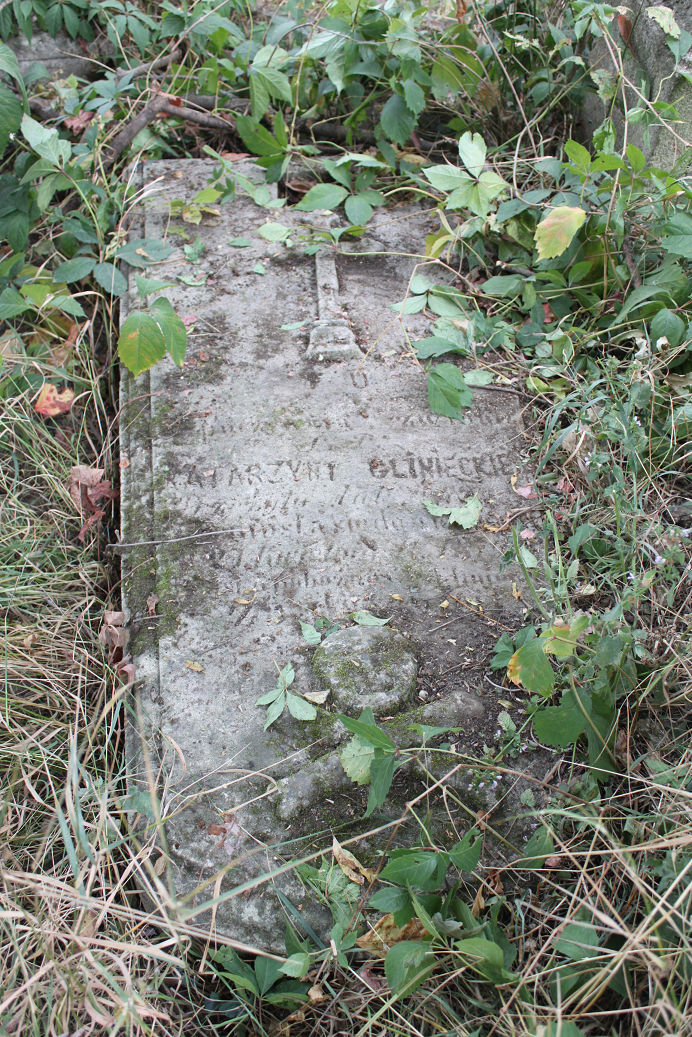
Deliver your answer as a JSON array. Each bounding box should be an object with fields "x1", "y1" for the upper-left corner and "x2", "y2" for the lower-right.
[{"x1": 115, "y1": 48, "x2": 182, "y2": 82}]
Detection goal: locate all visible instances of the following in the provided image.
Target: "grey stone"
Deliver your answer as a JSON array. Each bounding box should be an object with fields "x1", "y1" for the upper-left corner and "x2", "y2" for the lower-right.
[
  {"x1": 313, "y1": 626, "x2": 417, "y2": 713},
  {"x1": 7, "y1": 29, "x2": 111, "y2": 81},
  {"x1": 582, "y1": 1, "x2": 692, "y2": 169},
  {"x1": 120, "y1": 158, "x2": 531, "y2": 952}
]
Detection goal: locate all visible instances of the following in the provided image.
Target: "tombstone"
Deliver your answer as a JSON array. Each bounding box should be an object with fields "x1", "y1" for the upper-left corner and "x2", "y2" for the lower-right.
[{"x1": 120, "y1": 159, "x2": 533, "y2": 952}]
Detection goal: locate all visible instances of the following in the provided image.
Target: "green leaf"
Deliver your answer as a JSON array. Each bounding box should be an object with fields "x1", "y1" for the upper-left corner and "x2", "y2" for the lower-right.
[
  {"x1": 458, "y1": 131, "x2": 487, "y2": 177},
  {"x1": 150, "y1": 301, "x2": 187, "y2": 367},
  {"x1": 118, "y1": 312, "x2": 166, "y2": 376},
  {"x1": 380, "y1": 851, "x2": 439, "y2": 886},
  {"x1": 0, "y1": 287, "x2": 31, "y2": 320},
  {"x1": 414, "y1": 336, "x2": 464, "y2": 358},
  {"x1": 535, "y1": 206, "x2": 587, "y2": 260},
  {"x1": 0, "y1": 42, "x2": 24, "y2": 88},
  {"x1": 532, "y1": 688, "x2": 588, "y2": 748},
  {"x1": 351, "y1": 611, "x2": 390, "y2": 626},
  {"x1": 448, "y1": 828, "x2": 482, "y2": 871},
  {"x1": 514, "y1": 827, "x2": 554, "y2": 869},
  {"x1": 368, "y1": 887, "x2": 411, "y2": 914},
  {"x1": 299, "y1": 621, "x2": 321, "y2": 645},
  {"x1": 286, "y1": 692, "x2": 317, "y2": 721},
  {"x1": 424, "y1": 165, "x2": 473, "y2": 192},
  {"x1": 647, "y1": 5, "x2": 680, "y2": 37},
  {"x1": 463, "y1": 369, "x2": 493, "y2": 386},
  {"x1": 0, "y1": 85, "x2": 22, "y2": 155},
  {"x1": 365, "y1": 753, "x2": 396, "y2": 816},
  {"x1": 659, "y1": 234, "x2": 692, "y2": 258},
  {"x1": 385, "y1": 941, "x2": 435, "y2": 999},
  {"x1": 21, "y1": 113, "x2": 71, "y2": 166},
  {"x1": 454, "y1": 938, "x2": 503, "y2": 968},
  {"x1": 51, "y1": 295, "x2": 86, "y2": 318},
  {"x1": 253, "y1": 261, "x2": 266, "y2": 275},
  {"x1": 264, "y1": 691, "x2": 286, "y2": 729},
  {"x1": 336, "y1": 715, "x2": 396, "y2": 751},
  {"x1": 611, "y1": 284, "x2": 673, "y2": 326},
  {"x1": 255, "y1": 684, "x2": 284, "y2": 705},
  {"x1": 345, "y1": 193, "x2": 373, "y2": 225},
  {"x1": 258, "y1": 222, "x2": 292, "y2": 242},
  {"x1": 93, "y1": 262, "x2": 128, "y2": 296},
  {"x1": 379, "y1": 94, "x2": 416, "y2": 146},
  {"x1": 507, "y1": 640, "x2": 554, "y2": 697},
  {"x1": 481, "y1": 274, "x2": 523, "y2": 297},
  {"x1": 448, "y1": 493, "x2": 482, "y2": 529},
  {"x1": 650, "y1": 307, "x2": 685, "y2": 347},
  {"x1": 53, "y1": 255, "x2": 97, "y2": 285},
  {"x1": 116, "y1": 239, "x2": 174, "y2": 268},
  {"x1": 295, "y1": 183, "x2": 349, "y2": 212},
  {"x1": 255, "y1": 955, "x2": 283, "y2": 993},
  {"x1": 555, "y1": 919, "x2": 600, "y2": 960},
  {"x1": 403, "y1": 79, "x2": 426, "y2": 115},
  {"x1": 229, "y1": 237, "x2": 252, "y2": 247},
  {"x1": 427, "y1": 363, "x2": 474, "y2": 420},
  {"x1": 279, "y1": 952, "x2": 310, "y2": 979},
  {"x1": 340, "y1": 735, "x2": 375, "y2": 784},
  {"x1": 564, "y1": 139, "x2": 592, "y2": 175},
  {"x1": 541, "y1": 614, "x2": 589, "y2": 658},
  {"x1": 235, "y1": 115, "x2": 283, "y2": 157}
]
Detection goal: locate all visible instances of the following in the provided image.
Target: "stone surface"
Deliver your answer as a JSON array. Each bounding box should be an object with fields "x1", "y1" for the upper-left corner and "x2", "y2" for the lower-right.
[
  {"x1": 120, "y1": 158, "x2": 532, "y2": 952},
  {"x1": 312, "y1": 626, "x2": 418, "y2": 713},
  {"x1": 7, "y1": 29, "x2": 111, "y2": 81},
  {"x1": 582, "y1": 1, "x2": 692, "y2": 169}
]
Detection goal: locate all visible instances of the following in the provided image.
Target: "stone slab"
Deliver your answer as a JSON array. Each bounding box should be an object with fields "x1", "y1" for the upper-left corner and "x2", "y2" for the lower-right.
[{"x1": 120, "y1": 159, "x2": 531, "y2": 952}]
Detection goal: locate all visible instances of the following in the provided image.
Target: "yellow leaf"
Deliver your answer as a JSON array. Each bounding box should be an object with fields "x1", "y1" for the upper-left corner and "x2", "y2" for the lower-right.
[
  {"x1": 440, "y1": 600, "x2": 449, "y2": 609},
  {"x1": 498, "y1": 699, "x2": 514, "y2": 709},
  {"x1": 185, "y1": 660, "x2": 204, "y2": 672},
  {"x1": 390, "y1": 593, "x2": 404, "y2": 600},
  {"x1": 512, "y1": 581, "x2": 522, "y2": 600},
  {"x1": 535, "y1": 206, "x2": 587, "y2": 261},
  {"x1": 332, "y1": 836, "x2": 375, "y2": 885}
]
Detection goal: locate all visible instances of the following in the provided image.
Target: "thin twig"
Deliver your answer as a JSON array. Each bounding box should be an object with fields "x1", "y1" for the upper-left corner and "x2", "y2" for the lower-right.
[{"x1": 108, "y1": 528, "x2": 248, "y2": 550}]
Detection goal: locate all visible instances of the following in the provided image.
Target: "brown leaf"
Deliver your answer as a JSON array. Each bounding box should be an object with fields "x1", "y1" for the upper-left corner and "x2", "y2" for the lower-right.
[
  {"x1": 114, "y1": 656, "x2": 136, "y2": 686},
  {"x1": 146, "y1": 593, "x2": 159, "y2": 617},
  {"x1": 471, "y1": 886, "x2": 485, "y2": 917},
  {"x1": 514, "y1": 484, "x2": 538, "y2": 499},
  {"x1": 617, "y1": 14, "x2": 633, "y2": 47},
  {"x1": 34, "y1": 384, "x2": 75, "y2": 416},
  {"x1": 78, "y1": 509, "x2": 105, "y2": 542},
  {"x1": 67, "y1": 465, "x2": 105, "y2": 512},
  {"x1": 153, "y1": 854, "x2": 167, "y2": 876},
  {"x1": 208, "y1": 824, "x2": 226, "y2": 836},
  {"x1": 64, "y1": 111, "x2": 94, "y2": 133},
  {"x1": 487, "y1": 868, "x2": 504, "y2": 895},
  {"x1": 519, "y1": 529, "x2": 535, "y2": 540},
  {"x1": 307, "y1": 984, "x2": 326, "y2": 1002},
  {"x1": 219, "y1": 151, "x2": 250, "y2": 161},
  {"x1": 332, "y1": 836, "x2": 375, "y2": 884},
  {"x1": 512, "y1": 581, "x2": 522, "y2": 600},
  {"x1": 356, "y1": 915, "x2": 426, "y2": 955},
  {"x1": 185, "y1": 660, "x2": 204, "y2": 672},
  {"x1": 359, "y1": 967, "x2": 388, "y2": 993},
  {"x1": 544, "y1": 855, "x2": 565, "y2": 870}
]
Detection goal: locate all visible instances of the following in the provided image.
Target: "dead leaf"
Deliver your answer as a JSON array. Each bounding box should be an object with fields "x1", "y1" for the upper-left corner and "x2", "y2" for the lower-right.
[
  {"x1": 114, "y1": 655, "x2": 136, "y2": 687},
  {"x1": 99, "y1": 611, "x2": 129, "y2": 650},
  {"x1": 510, "y1": 472, "x2": 518, "y2": 489},
  {"x1": 182, "y1": 313, "x2": 198, "y2": 327},
  {"x1": 356, "y1": 915, "x2": 426, "y2": 954},
  {"x1": 153, "y1": 854, "x2": 166, "y2": 876},
  {"x1": 303, "y1": 689, "x2": 330, "y2": 704},
  {"x1": 519, "y1": 529, "x2": 535, "y2": 540},
  {"x1": 208, "y1": 824, "x2": 226, "y2": 836},
  {"x1": 556, "y1": 475, "x2": 573, "y2": 494},
  {"x1": 185, "y1": 660, "x2": 204, "y2": 672},
  {"x1": 358, "y1": 967, "x2": 388, "y2": 993},
  {"x1": 390, "y1": 594, "x2": 403, "y2": 601},
  {"x1": 439, "y1": 599, "x2": 449, "y2": 609},
  {"x1": 471, "y1": 886, "x2": 485, "y2": 917},
  {"x1": 332, "y1": 836, "x2": 375, "y2": 884},
  {"x1": 22, "y1": 632, "x2": 38, "y2": 650},
  {"x1": 308, "y1": 984, "x2": 326, "y2": 1002},
  {"x1": 0, "y1": 331, "x2": 22, "y2": 371},
  {"x1": 498, "y1": 699, "x2": 514, "y2": 709},
  {"x1": 487, "y1": 868, "x2": 504, "y2": 895},
  {"x1": 146, "y1": 594, "x2": 159, "y2": 617},
  {"x1": 544, "y1": 855, "x2": 565, "y2": 870},
  {"x1": 512, "y1": 582, "x2": 522, "y2": 600},
  {"x1": 135, "y1": 247, "x2": 152, "y2": 259},
  {"x1": 618, "y1": 13, "x2": 633, "y2": 47},
  {"x1": 119, "y1": 457, "x2": 130, "y2": 469},
  {"x1": 208, "y1": 813, "x2": 246, "y2": 856},
  {"x1": 65, "y1": 111, "x2": 94, "y2": 133},
  {"x1": 78, "y1": 510, "x2": 105, "y2": 542},
  {"x1": 219, "y1": 151, "x2": 250, "y2": 161},
  {"x1": 34, "y1": 384, "x2": 75, "y2": 416},
  {"x1": 514, "y1": 485, "x2": 538, "y2": 499}
]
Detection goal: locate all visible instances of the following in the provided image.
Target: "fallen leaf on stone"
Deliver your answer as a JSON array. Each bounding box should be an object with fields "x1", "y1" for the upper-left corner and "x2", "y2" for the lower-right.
[
  {"x1": 440, "y1": 600, "x2": 449, "y2": 609},
  {"x1": 511, "y1": 472, "x2": 518, "y2": 489},
  {"x1": 512, "y1": 582, "x2": 522, "y2": 600},
  {"x1": 208, "y1": 824, "x2": 226, "y2": 836},
  {"x1": 99, "y1": 611, "x2": 130, "y2": 650},
  {"x1": 308, "y1": 985, "x2": 326, "y2": 1002},
  {"x1": 332, "y1": 836, "x2": 375, "y2": 884},
  {"x1": 356, "y1": 915, "x2": 426, "y2": 954},
  {"x1": 390, "y1": 593, "x2": 403, "y2": 600},
  {"x1": 303, "y1": 689, "x2": 330, "y2": 704},
  {"x1": 119, "y1": 457, "x2": 130, "y2": 469},
  {"x1": 182, "y1": 314, "x2": 198, "y2": 327},
  {"x1": 519, "y1": 529, "x2": 535, "y2": 540},
  {"x1": 153, "y1": 854, "x2": 166, "y2": 876},
  {"x1": 34, "y1": 385, "x2": 75, "y2": 416},
  {"x1": 234, "y1": 596, "x2": 254, "y2": 605},
  {"x1": 359, "y1": 967, "x2": 388, "y2": 993},
  {"x1": 146, "y1": 594, "x2": 159, "y2": 617},
  {"x1": 514, "y1": 485, "x2": 538, "y2": 499},
  {"x1": 351, "y1": 611, "x2": 390, "y2": 626},
  {"x1": 185, "y1": 660, "x2": 204, "y2": 672},
  {"x1": 220, "y1": 151, "x2": 250, "y2": 161}
]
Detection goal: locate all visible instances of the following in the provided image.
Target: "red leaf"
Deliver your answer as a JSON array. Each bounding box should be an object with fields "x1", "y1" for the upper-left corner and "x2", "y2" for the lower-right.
[
  {"x1": 515, "y1": 484, "x2": 539, "y2": 499},
  {"x1": 34, "y1": 385, "x2": 75, "y2": 416},
  {"x1": 617, "y1": 14, "x2": 633, "y2": 46},
  {"x1": 78, "y1": 510, "x2": 105, "y2": 541}
]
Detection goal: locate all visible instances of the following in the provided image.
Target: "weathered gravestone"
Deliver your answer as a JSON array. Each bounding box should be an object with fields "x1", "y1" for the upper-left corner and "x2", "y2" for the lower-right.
[{"x1": 120, "y1": 159, "x2": 533, "y2": 952}]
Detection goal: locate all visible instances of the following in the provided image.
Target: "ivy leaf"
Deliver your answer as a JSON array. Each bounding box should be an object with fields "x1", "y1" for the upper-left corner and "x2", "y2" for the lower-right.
[
  {"x1": 448, "y1": 493, "x2": 482, "y2": 529},
  {"x1": 379, "y1": 93, "x2": 416, "y2": 145},
  {"x1": 340, "y1": 735, "x2": 375, "y2": 784},
  {"x1": 535, "y1": 206, "x2": 587, "y2": 260},
  {"x1": 506, "y1": 639, "x2": 554, "y2": 697},
  {"x1": 458, "y1": 131, "x2": 487, "y2": 177},
  {"x1": 118, "y1": 312, "x2": 166, "y2": 376},
  {"x1": 295, "y1": 183, "x2": 349, "y2": 212}
]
